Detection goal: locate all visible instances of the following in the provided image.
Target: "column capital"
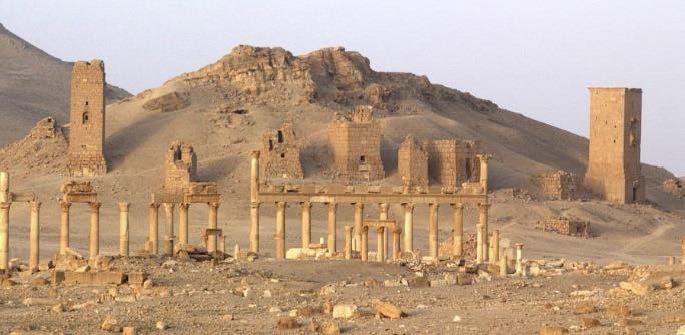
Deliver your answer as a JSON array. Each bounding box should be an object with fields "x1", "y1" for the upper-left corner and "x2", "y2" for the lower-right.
[
  {"x1": 163, "y1": 203, "x2": 175, "y2": 209},
  {"x1": 327, "y1": 202, "x2": 337, "y2": 211},
  {"x1": 30, "y1": 201, "x2": 41, "y2": 210},
  {"x1": 250, "y1": 150, "x2": 261, "y2": 159},
  {"x1": 429, "y1": 203, "x2": 440, "y2": 209},
  {"x1": 179, "y1": 202, "x2": 190, "y2": 210},
  {"x1": 118, "y1": 202, "x2": 131, "y2": 212},
  {"x1": 344, "y1": 226, "x2": 353, "y2": 232},
  {"x1": 515, "y1": 243, "x2": 524, "y2": 249},
  {"x1": 478, "y1": 202, "x2": 491, "y2": 210},
  {"x1": 451, "y1": 203, "x2": 464, "y2": 210},
  {"x1": 59, "y1": 200, "x2": 71, "y2": 211},
  {"x1": 361, "y1": 225, "x2": 369, "y2": 233},
  {"x1": 0, "y1": 202, "x2": 10, "y2": 210},
  {"x1": 149, "y1": 202, "x2": 160, "y2": 209},
  {"x1": 403, "y1": 203, "x2": 415, "y2": 212},
  {"x1": 375, "y1": 226, "x2": 385, "y2": 234},
  {"x1": 276, "y1": 201, "x2": 287, "y2": 209},
  {"x1": 379, "y1": 203, "x2": 389, "y2": 211},
  {"x1": 89, "y1": 202, "x2": 102, "y2": 211},
  {"x1": 354, "y1": 202, "x2": 364, "y2": 210},
  {"x1": 251, "y1": 202, "x2": 260, "y2": 209},
  {"x1": 301, "y1": 201, "x2": 312, "y2": 209},
  {"x1": 476, "y1": 153, "x2": 492, "y2": 162},
  {"x1": 208, "y1": 202, "x2": 219, "y2": 209},
  {"x1": 392, "y1": 227, "x2": 403, "y2": 234}
]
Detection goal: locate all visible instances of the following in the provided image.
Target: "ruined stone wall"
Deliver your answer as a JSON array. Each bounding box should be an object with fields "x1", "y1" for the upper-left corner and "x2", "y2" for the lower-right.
[
  {"x1": 425, "y1": 140, "x2": 481, "y2": 186},
  {"x1": 536, "y1": 216, "x2": 592, "y2": 238},
  {"x1": 328, "y1": 106, "x2": 384, "y2": 180},
  {"x1": 663, "y1": 179, "x2": 684, "y2": 198},
  {"x1": 531, "y1": 170, "x2": 580, "y2": 200},
  {"x1": 584, "y1": 88, "x2": 644, "y2": 203},
  {"x1": 67, "y1": 60, "x2": 107, "y2": 177},
  {"x1": 260, "y1": 122, "x2": 303, "y2": 179},
  {"x1": 164, "y1": 141, "x2": 197, "y2": 191},
  {"x1": 398, "y1": 136, "x2": 428, "y2": 187}
]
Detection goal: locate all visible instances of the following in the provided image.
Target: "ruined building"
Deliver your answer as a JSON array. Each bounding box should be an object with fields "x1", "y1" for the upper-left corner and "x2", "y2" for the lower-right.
[
  {"x1": 531, "y1": 170, "x2": 581, "y2": 200},
  {"x1": 426, "y1": 140, "x2": 481, "y2": 187},
  {"x1": 164, "y1": 141, "x2": 197, "y2": 191},
  {"x1": 328, "y1": 105, "x2": 385, "y2": 180},
  {"x1": 260, "y1": 122, "x2": 303, "y2": 179},
  {"x1": 584, "y1": 88, "x2": 645, "y2": 203},
  {"x1": 67, "y1": 60, "x2": 107, "y2": 177},
  {"x1": 398, "y1": 136, "x2": 428, "y2": 187}
]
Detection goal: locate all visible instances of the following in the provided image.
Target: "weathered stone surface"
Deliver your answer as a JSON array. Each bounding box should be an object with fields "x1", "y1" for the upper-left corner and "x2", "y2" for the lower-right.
[
  {"x1": 101, "y1": 316, "x2": 119, "y2": 332},
  {"x1": 573, "y1": 301, "x2": 596, "y2": 314},
  {"x1": 276, "y1": 317, "x2": 299, "y2": 330},
  {"x1": 581, "y1": 318, "x2": 601, "y2": 329},
  {"x1": 60, "y1": 271, "x2": 126, "y2": 285},
  {"x1": 619, "y1": 281, "x2": 653, "y2": 296},
  {"x1": 371, "y1": 299, "x2": 403, "y2": 319},
  {"x1": 606, "y1": 304, "x2": 632, "y2": 318},
  {"x1": 539, "y1": 325, "x2": 569, "y2": 335},
  {"x1": 332, "y1": 304, "x2": 358, "y2": 319}
]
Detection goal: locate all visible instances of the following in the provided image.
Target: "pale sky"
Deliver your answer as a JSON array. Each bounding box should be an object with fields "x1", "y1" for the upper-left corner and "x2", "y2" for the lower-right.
[{"x1": 1, "y1": 1, "x2": 683, "y2": 175}]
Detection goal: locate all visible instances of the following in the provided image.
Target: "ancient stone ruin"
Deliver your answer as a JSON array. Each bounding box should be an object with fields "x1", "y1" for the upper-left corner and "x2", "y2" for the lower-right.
[
  {"x1": 531, "y1": 170, "x2": 581, "y2": 200},
  {"x1": 398, "y1": 136, "x2": 428, "y2": 187},
  {"x1": 426, "y1": 139, "x2": 481, "y2": 187},
  {"x1": 67, "y1": 60, "x2": 108, "y2": 177},
  {"x1": 663, "y1": 178, "x2": 684, "y2": 198},
  {"x1": 584, "y1": 87, "x2": 644, "y2": 204},
  {"x1": 260, "y1": 122, "x2": 303, "y2": 179},
  {"x1": 328, "y1": 105, "x2": 385, "y2": 181},
  {"x1": 164, "y1": 141, "x2": 197, "y2": 191},
  {"x1": 536, "y1": 216, "x2": 592, "y2": 238}
]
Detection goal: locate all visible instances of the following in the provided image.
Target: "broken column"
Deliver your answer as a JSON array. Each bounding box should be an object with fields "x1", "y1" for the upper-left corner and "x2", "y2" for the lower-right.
[
  {"x1": 89, "y1": 202, "x2": 101, "y2": 260},
  {"x1": 29, "y1": 201, "x2": 40, "y2": 272},
  {"x1": 327, "y1": 203, "x2": 337, "y2": 254},
  {"x1": 119, "y1": 202, "x2": 130, "y2": 257},
  {"x1": 178, "y1": 203, "x2": 190, "y2": 248},
  {"x1": 353, "y1": 203, "x2": 364, "y2": 252},
  {"x1": 207, "y1": 202, "x2": 219, "y2": 254},
  {"x1": 0, "y1": 202, "x2": 10, "y2": 272},
  {"x1": 275, "y1": 202, "x2": 286, "y2": 260},
  {"x1": 500, "y1": 254, "x2": 508, "y2": 277},
  {"x1": 344, "y1": 226, "x2": 353, "y2": 260},
  {"x1": 476, "y1": 224, "x2": 484, "y2": 264},
  {"x1": 428, "y1": 203, "x2": 439, "y2": 262},
  {"x1": 148, "y1": 203, "x2": 159, "y2": 255},
  {"x1": 451, "y1": 203, "x2": 464, "y2": 258},
  {"x1": 379, "y1": 203, "x2": 389, "y2": 257},
  {"x1": 0, "y1": 172, "x2": 8, "y2": 203},
  {"x1": 478, "y1": 203, "x2": 490, "y2": 262},
  {"x1": 490, "y1": 229, "x2": 500, "y2": 263},
  {"x1": 403, "y1": 203, "x2": 414, "y2": 252},
  {"x1": 361, "y1": 226, "x2": 369, "y2": 262},
  {"x1": 392, "y1": 227, "x2": 401, "y2": 260},
  {"x1": 477, "y1": 154, "x2": 490, "y2": 191},
  {"x1": 301, "y1": 202, "x2": 311, "y2": 249},
  {"x1": 163, "y1": 203, "x2": 175, "y2": 256},
  {"x1": 250, "y1": 151, "x2": 260, "y2": 253},
  {"x1": 515, "y1": 243, "x2": 524, "y2": 276},
  {"x1": 376, "y1": 226, "x2": 385, "y2": 262},
  {"x1": 59, "y1": 201, "x2": 71, "y2": 255}
]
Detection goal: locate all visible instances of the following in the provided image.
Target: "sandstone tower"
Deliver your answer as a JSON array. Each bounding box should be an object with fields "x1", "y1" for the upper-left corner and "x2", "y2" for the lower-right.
[
  {"x1": 398, "y1": 136, "x2": 428, "y2": 187},
  {"x1": 584, "y1": 87, "x2": 645, "y2": 203},
  {"x1": 425, "y1": 139, "x2": 481, "y2": 187},
  {"x1": 67, "y1": 60, "x2": 107, "y2": 176},
  {"x1": 260, "y1": 122, "x2": 304, "y2": 179},
  {"x1": 164, "y1": 141, "x2": 197, "y2": 191},
  {"x1": 328, "y1": 105, "x2": 385, "y2": 180}
]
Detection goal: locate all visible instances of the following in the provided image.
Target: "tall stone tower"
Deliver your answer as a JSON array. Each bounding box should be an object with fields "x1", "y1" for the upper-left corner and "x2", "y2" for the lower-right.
[
  {"x1": 584, "y1": 87, "x2": 644, "y2": 203},
  {"x1": 67, "y1": 60, "x2": 107, "y2": 177}
]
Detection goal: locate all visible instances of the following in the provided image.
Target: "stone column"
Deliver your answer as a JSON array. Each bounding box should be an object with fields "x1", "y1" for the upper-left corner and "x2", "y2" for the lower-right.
[
  {"x1": 327, "y1": 203, "x2": 337, "y2": 254},
  {"x1": 403, "y1": 203, "x2": 414, "y2": 253},
  {"x1": 476, "y1": 224, "x2": 484, "y2": 264},
  {"x1": 344, "y1": 226, "x2": 352, "y2": 260},
  {"x1": 428, "y1": 203, "x2": 439, "y2": 262},
  {"x1": 119, "y1": 202, "x2": 130, "y2": 257},
  {"x1": 29, "y1": 201, "x2": 40, "y2": 272},
  {"x1": 499, "y1": 254, "x2": 508, "y2": 277},
  {"x1": 0, "y1": 172, "x2": 8, "y2": 203},
  {"x1": 515, "y1": 243, "x2": 524, "y2": 275},
  {"x1": 275, "y1": 202, "x2": 286, "y2": 260},
  {"x1": 250, "y1": 151, "x2": 260, "y2": 204},
  {"x1": 163, "y1": 203, "x2": 175, "y2": 256},
  {"x1": 301, "y1": 202, "x2": 311, "y2": 249},
  {"x1": 490, "y1": 229, "x2": 500, "y2": 263},
  {"x1": 681, "y1": 239, "x2": 685, "y2": 265},
  {"x1": 477, "y1": 154, "x2": 490, "y2": 192},
  {"x1": 250, "y1": 203, "x2": 260, "y2": 253},
  {"x1": 353, "y1": 203, "x2": 364, "y2": 252},
  {"x1": 207, "y1": 202, "x2": 219, "y2": 254},
  {"x1": 379, "y1": 203, "x2": 389, "y2": 257},
  {"x1": 361, "y1": 226, "x2": 369, "y2": 262},
  {"x1": 59, "y1": 201, "x2": 71, "y2": 255},
  {"x1": 376, "y1": 226, "x2": 385, "y2": 262},
  {"x1": 0, "y1": 202, "x2": 10, "y2": 272},
  {"x1": 392, "y1": 228, "x2": 401, "y2": 260},
  {"x1": 178, "y1": 203, "x2": 190, "y2": 248},
  {"x1": 451, "y1": 203, "x2": 464, "y2": 258},
  {"x1": 148, "y1": 203, "x2": 160, "y2": 255},
  {"x1": 478, "y1": 203, "x2": 490, "y2": 262},
  {"x1": 89, "y1": 202, "x2": 101, "y2": 260}
]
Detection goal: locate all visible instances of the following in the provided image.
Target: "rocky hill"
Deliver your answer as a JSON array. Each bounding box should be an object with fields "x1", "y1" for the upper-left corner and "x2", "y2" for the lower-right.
[{"x1": 0, "y1": 23, "x2": 130, "y2": 146}]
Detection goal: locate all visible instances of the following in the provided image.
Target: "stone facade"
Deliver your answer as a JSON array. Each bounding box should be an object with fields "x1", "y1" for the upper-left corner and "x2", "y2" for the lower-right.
[
  {"x1": 260, "y1": 122, "x2": 303, "y2": 179},
  {"x1": 398, "y1": 136, "x2": 428, "y2": 187},
  {"x1": 584, "y1": 87, "x2": 645, "y2": 204},
  {"x1": 531, "y1": 170, "x2": 580, "y2": 200},
  {"x1": 328, "y1": 105, "x2": 384, "y2": 180},
  {"x1": 536, "y1": 216, "x2": 592, "y2": 238},
  {"x1": 164, "y1": 141, "x2": 197, "y2": 191},
  {"x1": 425, "y1": 139, "x2": 480, "y2": 187},
  {"x1": 67, "y1": 60, "x2": 107, "y2": 177}
]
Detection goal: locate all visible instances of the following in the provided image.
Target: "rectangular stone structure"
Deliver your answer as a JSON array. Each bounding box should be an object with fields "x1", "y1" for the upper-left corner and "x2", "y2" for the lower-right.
[
  {"x1": 398, "y1": 136, "x2": 428, "y2": 187},
  {"x1": 584, "y1": 87, "x2": 645, "y2": 203},
  {"x1": 426, "y1": 139, "x2": 480, "y2": 187}
]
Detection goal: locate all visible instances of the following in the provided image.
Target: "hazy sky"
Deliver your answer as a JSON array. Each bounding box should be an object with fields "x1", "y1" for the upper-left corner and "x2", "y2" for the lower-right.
[{"x1": 1, "y1": 1, "x2": 683, "y2": 175}]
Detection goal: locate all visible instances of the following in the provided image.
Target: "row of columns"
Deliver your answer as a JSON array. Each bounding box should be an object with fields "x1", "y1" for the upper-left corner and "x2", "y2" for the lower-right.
[{"x1": 147, "y1": 202, "x2": 221, "y2": 257}]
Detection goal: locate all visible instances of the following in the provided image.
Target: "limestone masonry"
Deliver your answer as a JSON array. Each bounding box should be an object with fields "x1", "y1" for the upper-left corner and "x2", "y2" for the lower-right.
[
  {"x1": 426, "y1": 139, "x2": 481, "y2": 187},
  {"x1": 260, "y1": 122, "x2": 303, "y2": 179},
  {"x1": 164, "y1": 141, "x2": 197, "y2": 191},
  {"x1": 328, "y1": 105, "x2": 385, "y2": 181},
  {"x1": 584, "y1": 88, "x2": 644, "y2": 204},
  {"x1": 398, "y1": 136, "x2": 429, "y2": 187},
  {"x1": 67, "y1": 60, "x2": 107, "y2": 177},
  {"x1": 531, "y1": 170, "x2": 580, "y2": 200}
]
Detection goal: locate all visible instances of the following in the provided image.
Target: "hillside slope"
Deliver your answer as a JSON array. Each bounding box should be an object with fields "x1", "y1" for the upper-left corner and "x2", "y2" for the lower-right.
[{"x1": 0, "y1": 23, "x2": 130, "y2": 146}]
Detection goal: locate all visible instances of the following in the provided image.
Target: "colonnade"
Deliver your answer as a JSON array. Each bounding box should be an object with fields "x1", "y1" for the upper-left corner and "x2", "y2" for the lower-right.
[{"x1": 146, "y1": 201, "x2": 221, "y2": 256}]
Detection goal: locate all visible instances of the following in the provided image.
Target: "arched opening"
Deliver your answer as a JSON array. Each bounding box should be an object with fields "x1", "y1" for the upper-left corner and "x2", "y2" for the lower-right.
[
  {"x1": 82, "y1": 112, "x2": 89, "y2": 124},
  {"x1": 277, "y1": 130, "x2": 284, "y2": 143}
]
